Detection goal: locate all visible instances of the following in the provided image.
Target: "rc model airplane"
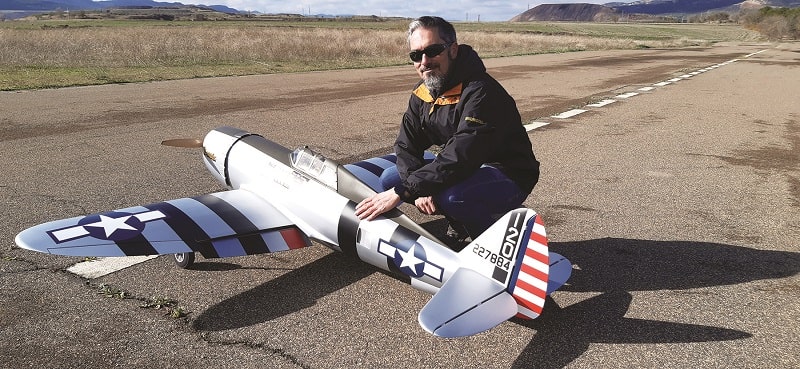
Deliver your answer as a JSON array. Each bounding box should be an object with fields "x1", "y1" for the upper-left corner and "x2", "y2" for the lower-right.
[{"x1": 15, "y1": 126, "x2": 572, "y2": 337}]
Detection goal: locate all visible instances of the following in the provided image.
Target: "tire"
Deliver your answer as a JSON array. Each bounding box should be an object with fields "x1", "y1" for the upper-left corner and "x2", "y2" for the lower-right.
[{"x1": 173, "y1": 252, "x2": 195, "y2": 269}]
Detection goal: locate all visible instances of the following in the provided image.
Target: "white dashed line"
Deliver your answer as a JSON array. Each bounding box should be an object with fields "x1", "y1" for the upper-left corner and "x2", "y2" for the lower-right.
[
  {"x1": 525, "y1": 122, "x2": 550, "y2": 131},
  {"x1": 552, "y1": 109, "x2": 587, "y2": 119},
  {"x1": 615, "y1": 92, "x2": 639, "y2": 99},
  {"x1": 587, "y1": 99, "x2": 616, "y2": 107},
  {"x1": 525, "y1": 49, "x2": 767, "y2": 134}
]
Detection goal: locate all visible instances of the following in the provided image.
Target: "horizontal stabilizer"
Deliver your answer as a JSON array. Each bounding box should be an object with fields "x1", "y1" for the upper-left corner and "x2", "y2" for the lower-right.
[
  {"x1": 418, "y1": 267, "x2": 518, "y2": 338},
  {"x1": 547, "y1": 252, "x2": 572, "y2": 294}
]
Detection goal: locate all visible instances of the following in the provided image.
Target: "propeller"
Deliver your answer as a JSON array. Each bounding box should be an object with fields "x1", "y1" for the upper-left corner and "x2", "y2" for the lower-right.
[{"x1": 161, "y1": 138, "x2": 203, "y2": 148}]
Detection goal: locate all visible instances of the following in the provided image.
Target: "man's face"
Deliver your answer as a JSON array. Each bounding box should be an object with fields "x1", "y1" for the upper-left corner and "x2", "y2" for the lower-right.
[{"x1": 409, "y1": 27, "x2": 457, "y2": 92}]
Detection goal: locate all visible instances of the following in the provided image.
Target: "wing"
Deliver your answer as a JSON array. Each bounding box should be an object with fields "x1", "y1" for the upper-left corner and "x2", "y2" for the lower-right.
[
  {"x1": 15, "y1": 189, "x2": 310, "y2": 258},
  {"x1": 343, "y1": 152, "x2": 436, "y2": 192}
]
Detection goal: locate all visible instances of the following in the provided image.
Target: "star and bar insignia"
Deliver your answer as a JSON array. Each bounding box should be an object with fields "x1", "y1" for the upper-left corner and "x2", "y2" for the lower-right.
[
  {"x1": 48, "y1": 210, "x2": 166, "y2": 243},
  {"x1": 378, "y1": 239, "x2": 443, "y2": 281}
]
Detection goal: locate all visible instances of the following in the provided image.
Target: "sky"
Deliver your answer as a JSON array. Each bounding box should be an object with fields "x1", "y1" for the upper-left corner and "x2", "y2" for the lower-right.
[{"x1": 207, "y1": 1, "x2": 638, "y2": 22}]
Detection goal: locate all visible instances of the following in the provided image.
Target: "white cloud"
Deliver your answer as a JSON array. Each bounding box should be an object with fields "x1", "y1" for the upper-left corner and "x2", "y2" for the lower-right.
[{"x1": 205, "y1": 1, "x2": 636, "y2": 22}]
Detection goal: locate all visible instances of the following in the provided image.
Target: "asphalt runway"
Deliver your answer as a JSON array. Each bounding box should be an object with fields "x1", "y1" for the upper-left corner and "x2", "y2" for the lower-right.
[{"x1": 1, "y1": 41, "x2": 798, "y2": 368}]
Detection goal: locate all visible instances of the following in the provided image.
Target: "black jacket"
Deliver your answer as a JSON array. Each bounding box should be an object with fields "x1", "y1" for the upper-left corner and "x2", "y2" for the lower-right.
[{"x1": 395, "y1": 44, "x2": 540, "y2": 201}]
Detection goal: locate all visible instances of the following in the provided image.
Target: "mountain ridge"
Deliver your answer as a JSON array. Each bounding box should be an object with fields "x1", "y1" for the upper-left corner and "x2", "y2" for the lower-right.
[{"x1": 511, "y1": 0, "x2": 800, "y2": 21}]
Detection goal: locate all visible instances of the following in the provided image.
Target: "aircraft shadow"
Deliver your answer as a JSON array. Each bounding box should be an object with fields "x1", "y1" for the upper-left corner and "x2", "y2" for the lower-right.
[
  {"x1": 192, "y1": 235, "x2": 799, "y2": 366},
  {"x1": 511, "y1": 238, "x2": 799, "y2": 368},
  {"x1": 192, "y1": 252, "x2": 374, "y2": 331}
]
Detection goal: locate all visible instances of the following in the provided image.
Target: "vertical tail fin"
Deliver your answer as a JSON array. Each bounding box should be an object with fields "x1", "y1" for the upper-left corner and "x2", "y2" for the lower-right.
[
  {"x1": 457, "y1": 209, "x2": 570, "y2": 320},
  {"x1": 417, "y1": 209, "x2": 571, "y2": 336}
]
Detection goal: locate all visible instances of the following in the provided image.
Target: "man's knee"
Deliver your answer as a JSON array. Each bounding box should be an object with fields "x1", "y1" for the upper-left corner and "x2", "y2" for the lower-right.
[{"x1": 379, "y1": 166, "x2": 401, "y2": 191}]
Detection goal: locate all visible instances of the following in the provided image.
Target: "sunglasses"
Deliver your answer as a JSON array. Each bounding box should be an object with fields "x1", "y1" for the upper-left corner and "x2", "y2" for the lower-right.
[{"x1": 409, "y1": 43, "x2": 452, "y2": 63}]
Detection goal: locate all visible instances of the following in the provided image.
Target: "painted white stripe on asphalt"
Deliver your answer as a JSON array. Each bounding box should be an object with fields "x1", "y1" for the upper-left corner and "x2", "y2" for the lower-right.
[
  {"x1": 552, "y1": 109, "x2": 587, "y2": 119},
  {"x1": 654, "y1": 81, "x2": 671, "y2": 86},
  {"x1": 587, "y1": 99, "x2": 616, "y2": 107},
  {"x1": 680, "y1": 74, "x2": 692, "y2": 78},
  {"x1": 525, "y1": 122, "x2": 549, "y2": 131},
  {"x1": 745, "y1": 50, "x2": 766, "y2": 58},
  {"x1": 668, "y1": 77, "x2": 683, "y2": 82},
  {"x1": 638, "y1": 86, "x2": 655, "y2": 92},
  {"x1": 67, "y1": 256, "x2": 159, "y2": 279},
  {"x1": 615, "y1": 92, "x2": 639, "y2": 99}
]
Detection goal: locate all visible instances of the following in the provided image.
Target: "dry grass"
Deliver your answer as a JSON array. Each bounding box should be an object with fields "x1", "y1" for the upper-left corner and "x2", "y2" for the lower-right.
[{"x1": 0, "y1": 20, "x2": 763, "y2": 90}]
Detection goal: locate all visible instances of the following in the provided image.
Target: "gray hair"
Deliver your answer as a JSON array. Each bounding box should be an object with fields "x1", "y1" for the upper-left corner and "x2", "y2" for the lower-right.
[{"x1": 407, "y1": 16, "x2": 457, "y2": 46}]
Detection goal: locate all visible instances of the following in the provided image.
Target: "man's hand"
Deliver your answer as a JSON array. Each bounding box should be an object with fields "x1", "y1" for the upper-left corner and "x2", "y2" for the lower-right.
[
  {"x1": 414, "y1": 196, "x2": 437, "y2": 215},
  {"x1": 355, "y1": 189, "x2": 402, "y2": 221}
]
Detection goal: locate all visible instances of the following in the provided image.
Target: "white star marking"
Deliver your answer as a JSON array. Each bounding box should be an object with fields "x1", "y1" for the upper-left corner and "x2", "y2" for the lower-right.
[
  {"x1": 397, "y1": 244, "x2": 424, "y2": 270},
  {"x1": 85, "y1": 215, "x2": 138, "y2": 237}
]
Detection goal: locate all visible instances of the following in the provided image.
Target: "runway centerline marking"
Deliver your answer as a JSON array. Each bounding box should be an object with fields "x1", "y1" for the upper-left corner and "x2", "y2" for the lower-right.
[{"x1": 525, "y1": 49, "x2": 768, "y2": 133}]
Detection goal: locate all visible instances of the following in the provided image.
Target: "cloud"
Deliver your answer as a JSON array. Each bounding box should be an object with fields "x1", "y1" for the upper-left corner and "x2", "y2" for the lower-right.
[{"x1": 209, "y1": 1, "x2": 632, "y2": 22}]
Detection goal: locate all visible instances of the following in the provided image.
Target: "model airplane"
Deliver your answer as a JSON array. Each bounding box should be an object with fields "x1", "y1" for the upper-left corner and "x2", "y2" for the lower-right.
[{"x1": 15, "y1": 126, "x2": 572, "y2": 337}]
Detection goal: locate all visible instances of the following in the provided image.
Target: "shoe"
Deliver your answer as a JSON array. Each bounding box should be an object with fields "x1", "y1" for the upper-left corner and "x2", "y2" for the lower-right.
[{"x1": 442, "y1": 222, "x2": 471, "y2": 251}]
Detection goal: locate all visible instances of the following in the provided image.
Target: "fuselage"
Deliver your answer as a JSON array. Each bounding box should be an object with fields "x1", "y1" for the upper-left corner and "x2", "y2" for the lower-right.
[{"x1": 201, "y1": 127, "x2": 459, "y2": 295}]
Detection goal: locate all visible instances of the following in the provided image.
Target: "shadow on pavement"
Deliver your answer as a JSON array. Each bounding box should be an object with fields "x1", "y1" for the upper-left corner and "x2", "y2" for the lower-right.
[
  {"x1": 512, "y1": 238, "x2": 799, "y2": 368},
  {"x1": 192, "y1": 236, "x2": 798, "y2": 366}
]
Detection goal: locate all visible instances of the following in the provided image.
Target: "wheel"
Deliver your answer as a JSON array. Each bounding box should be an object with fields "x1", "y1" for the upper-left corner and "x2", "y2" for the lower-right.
[{"x1": 173, "y1": 252, "x2": 195, "y2": 269}]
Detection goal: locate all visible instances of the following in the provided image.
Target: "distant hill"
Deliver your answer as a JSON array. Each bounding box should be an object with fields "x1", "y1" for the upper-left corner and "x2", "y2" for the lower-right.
[
  {"x1": 609, "y1": 0, "x2": 800, "y2": 15},
  {"x1": 510, "y1": 4, "x2": 617, "y2": 22},
  {"x1": 510, "y1": 0, "x2": 800, "y2": 21},
  {"x1": 1, "y1": 0, "x2": 242, "y2": 13}
]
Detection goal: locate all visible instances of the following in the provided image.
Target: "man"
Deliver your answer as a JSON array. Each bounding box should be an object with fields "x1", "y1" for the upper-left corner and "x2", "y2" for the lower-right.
[{"x1": 355, "y1": 16, "x2": 539, "y2": 246}]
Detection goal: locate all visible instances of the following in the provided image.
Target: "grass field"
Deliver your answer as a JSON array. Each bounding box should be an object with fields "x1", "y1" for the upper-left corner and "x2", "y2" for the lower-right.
[{"x1": 0, "y1": 19, "x2": 763, "y2": 91}]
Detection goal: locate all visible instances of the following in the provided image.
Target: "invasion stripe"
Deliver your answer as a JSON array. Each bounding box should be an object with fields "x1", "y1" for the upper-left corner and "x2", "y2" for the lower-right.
[
  {"x1": 115, "y1": 233, "x2": 158, "y2": 256},
  {"x1": 194, "y1": 194, "x2": 269, "y2": 255},
  {"x1": 210, "y1": 237, "x2": 247, "y2": 257},
  {"x1": 145, "y1": 202, "x2": 219, "y2": 258},
  {"x1": 337, "y1": 202, "x2": 360, "y2": 256},
  {"x1": 389, "y1": 224, "x2": 419, "y2": 245},
  {"x1": 167, "y1": 197, "x2": 235, "y2": 238},
  {"x1": 349, "y1": 161, "x2": 384, "y2": 177}
]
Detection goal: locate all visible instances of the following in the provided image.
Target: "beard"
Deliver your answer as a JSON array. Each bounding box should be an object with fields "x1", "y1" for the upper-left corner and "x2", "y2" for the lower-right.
[
  {"x1": 421, "y1": 53, "x2": 454, "y2": 96},
  {"x1": 423, "y1": 73, "x2": 447, "y2": 95}
]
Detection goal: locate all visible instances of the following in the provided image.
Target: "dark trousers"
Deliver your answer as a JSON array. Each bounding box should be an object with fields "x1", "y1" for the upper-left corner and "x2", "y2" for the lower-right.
[{"x1": 379, "y1": 164, "x2": 528, "y2": 238}]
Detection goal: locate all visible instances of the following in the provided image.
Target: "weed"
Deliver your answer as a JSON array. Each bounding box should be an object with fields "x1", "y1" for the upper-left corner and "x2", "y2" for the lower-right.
[{"x1": 97, "y1": 283, "x2": 130, "y2": 299}]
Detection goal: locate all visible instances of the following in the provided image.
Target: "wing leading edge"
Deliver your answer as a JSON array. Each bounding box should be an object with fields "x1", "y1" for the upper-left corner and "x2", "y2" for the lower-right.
[{"x1": 15, "y1": 189, "x2": 310, "y2": 258}]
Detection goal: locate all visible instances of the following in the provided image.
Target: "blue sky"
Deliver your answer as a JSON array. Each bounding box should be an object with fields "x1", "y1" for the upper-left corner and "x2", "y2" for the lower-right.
[{"x1": 207, "y1": 1, "x2": 637, "y2": 22}]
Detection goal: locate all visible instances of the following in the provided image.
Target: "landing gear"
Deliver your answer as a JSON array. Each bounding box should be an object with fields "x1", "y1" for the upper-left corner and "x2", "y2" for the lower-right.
[{"x1": 173, "y1": 252, "x2": 195, "y2": 269}]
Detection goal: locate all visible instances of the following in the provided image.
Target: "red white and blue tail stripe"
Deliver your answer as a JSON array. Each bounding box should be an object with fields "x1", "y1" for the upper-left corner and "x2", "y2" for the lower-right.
[{"x1": 509, "y1": 214, "x2": 549, "y2": 319}]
